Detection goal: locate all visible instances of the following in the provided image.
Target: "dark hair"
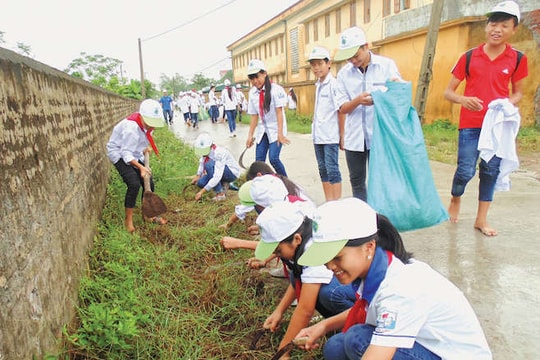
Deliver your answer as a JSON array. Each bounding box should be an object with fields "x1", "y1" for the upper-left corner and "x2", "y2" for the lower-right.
[
  {"x1": 345, "y1": 213, "x2": 412, "y2": 263},
  {"x1": 263, "y1": 73, "x2": 272, "y2": 113},
  {"x1": 246, "y1": 161, "x2": 301, "y2": 196},
  {"x1": 246, "y1": 161, "x2": 274, "y2": 180},
  {"x1": 375, "y1": 214, "x2": 413, "y2": 264},
  {"x1": 289, "y1": 89, "x2": 297, "y2": 103},
  {"x1": 281, "y1": 217, "x2": 313, "y2": 279},
  {"x1": 488, "y1": 12, "x2": 518, "y2": 27}
]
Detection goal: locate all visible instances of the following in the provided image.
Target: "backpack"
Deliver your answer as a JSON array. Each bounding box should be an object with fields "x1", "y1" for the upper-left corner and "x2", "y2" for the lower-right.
[{"x1": 465, "y1": 48, "x2": 524, "y2": 77}]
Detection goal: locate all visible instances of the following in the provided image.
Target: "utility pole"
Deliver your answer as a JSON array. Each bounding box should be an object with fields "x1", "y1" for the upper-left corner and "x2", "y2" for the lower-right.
[
  {"x1": 138, "y1": 38, "x2": 146, "y2": 99},
  {"x1": 414, "y1": 0, "x2": 444, "y2": 123}
]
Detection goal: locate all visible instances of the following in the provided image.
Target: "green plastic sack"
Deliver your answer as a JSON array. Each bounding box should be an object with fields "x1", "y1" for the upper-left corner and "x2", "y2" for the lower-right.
[
  {"x1": 199, "y1": 108, "x2": 209, "y2": 121},
  {"x1": 368, "y1": 81, "x2": 448, "y2": 232}
]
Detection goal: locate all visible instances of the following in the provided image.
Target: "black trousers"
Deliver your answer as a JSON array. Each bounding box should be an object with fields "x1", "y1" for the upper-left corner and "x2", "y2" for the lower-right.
[{"x1": 114, "y1": 159, "x2": 154, "y2": 208}]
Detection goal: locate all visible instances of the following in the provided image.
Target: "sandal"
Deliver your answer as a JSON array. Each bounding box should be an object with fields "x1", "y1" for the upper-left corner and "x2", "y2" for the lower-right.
[{"x1": 150, "y1": 216, "x2": 168, "y2": 225}]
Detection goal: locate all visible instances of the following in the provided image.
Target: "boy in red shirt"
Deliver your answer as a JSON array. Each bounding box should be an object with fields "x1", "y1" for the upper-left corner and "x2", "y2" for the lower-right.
[{"x1": 444, "y1": 1, "x2": 528, "y2": 236}]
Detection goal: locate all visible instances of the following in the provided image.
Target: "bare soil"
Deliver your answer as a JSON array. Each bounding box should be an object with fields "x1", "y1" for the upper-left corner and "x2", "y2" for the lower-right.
[{"x1": 517, "y1": 152, "x2": 540, "y2": 181}]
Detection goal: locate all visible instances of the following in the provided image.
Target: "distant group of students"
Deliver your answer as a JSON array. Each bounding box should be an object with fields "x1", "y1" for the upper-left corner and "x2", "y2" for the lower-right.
[{"x1": 107, "y1": 1, "x2": 527, "y2": 358}]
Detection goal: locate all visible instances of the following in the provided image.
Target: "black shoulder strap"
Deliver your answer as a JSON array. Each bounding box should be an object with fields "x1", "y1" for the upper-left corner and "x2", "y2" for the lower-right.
[
  {"x1": 465, "y1": 49, "x2": 474, "y2": 78},
  {"x1": 515, "y1": 50, "x2": 524, "y2": 72},
  {"x1": 466, "y1": 48, "x2": 524, "y2": 78}
]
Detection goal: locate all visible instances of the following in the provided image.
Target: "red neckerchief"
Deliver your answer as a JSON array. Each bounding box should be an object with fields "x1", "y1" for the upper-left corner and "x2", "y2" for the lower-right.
[
  {"x1": 258, "y1": 88, "x2": 265, "y2": 122},
  {"x1": 342, "y1": 249, "x2": 393, "y2": 332},
  {"x1": 126, "y1": 113, "x2": 159, "y2": 157},
  {"x1": 203, "y1": 144, "x2": 217, "y2": 165}
]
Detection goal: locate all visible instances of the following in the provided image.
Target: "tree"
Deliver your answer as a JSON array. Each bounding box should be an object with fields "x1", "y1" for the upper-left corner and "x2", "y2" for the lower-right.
[
  {"x1": 159, "y1": 73, "x2": 189, "y2": 95},
  {"x1": 15, "y1": 42, "x2": 32, "y2": 57},
  {"x1": 65, "y1": 52, "x2": 124, "y2": 85},
  {"x1": 0, "y1": 31, "x2": 5, "y2": 45},
  {"x1": 190, "y1": 73, "x2": 216, "y2": 91}
]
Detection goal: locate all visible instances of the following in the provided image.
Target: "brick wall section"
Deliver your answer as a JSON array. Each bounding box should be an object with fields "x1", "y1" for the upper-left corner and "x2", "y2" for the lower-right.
[{"x1": 0, "y1": 47, "x2": 137, "y2": 359}]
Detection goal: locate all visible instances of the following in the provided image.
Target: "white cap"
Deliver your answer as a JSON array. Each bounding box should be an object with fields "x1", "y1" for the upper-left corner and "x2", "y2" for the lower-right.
[
  {"x1": 247, "y1": 59, "x2": 266, "y2": 75},
  {"x1": 236, "y1": 84, "x2": 242, "y2": 89},
  {"x1": 334, "y1": 26, "x2": 367, "y2": 62},
  {"x1": 298, "y1": 198, "x2": 377, "y2": 266},
  {"x1": 250, "y1": 174, "x2": 288, "y2": 208},
  {"x1": 255, "y1": 201, "x2": 306, "y2": 260},
  {"x1": 224, "y1": 79, "x2": 231, "y2": 86},
  {"x1": 194, "y1": 133, "x2": 213, "y2": 157},
  {"x1": 308, "y1": 46, "x2": 331, "y2": 61},
  {"x1": 486, "y1": 1, "x2": 520, "y2": 22},
  {"x1": 139, "y1": 99, "x2": 165, "y2": 128}
]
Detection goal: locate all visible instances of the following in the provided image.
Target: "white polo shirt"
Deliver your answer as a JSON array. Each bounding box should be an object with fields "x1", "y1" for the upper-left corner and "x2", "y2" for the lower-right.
[
  {"x1": 336, "y1": 53, "x2": 401, "y2": 151},
  {"x1": 196, "y1": 145, "x2": 241, "y2": 191},
  {"x1": 222, "y1": 87, "x2": 237, "y2": 111},
  {"x1": 208, "y1": 89, "x2": 217, "y2": 106},
  {"x1": 363, "y1": 257, "x2": 492, "y2": 359},
  {"x1": 312, "y1": 73, "x2": 341, "y2": 144},
  {"x1": 107, "y1": 119, "x2": 150, "y2": 165},
  {"x1": 247, "y1": 84, "x2": 288, "y2": 144}
]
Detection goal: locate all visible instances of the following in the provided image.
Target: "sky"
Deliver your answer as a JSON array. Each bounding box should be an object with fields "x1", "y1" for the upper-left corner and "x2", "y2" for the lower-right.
[{"x1": 1, "y1": 0, "x2": 299, "y2": 85}]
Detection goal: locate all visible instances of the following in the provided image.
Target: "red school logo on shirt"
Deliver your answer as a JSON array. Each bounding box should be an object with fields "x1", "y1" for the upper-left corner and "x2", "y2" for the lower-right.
[{"x1": 376, "y1": 310, "x2": 397, "y2": 332}]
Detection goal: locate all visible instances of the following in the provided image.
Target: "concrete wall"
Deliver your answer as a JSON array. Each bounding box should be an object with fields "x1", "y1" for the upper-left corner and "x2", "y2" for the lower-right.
[{"x1": 0, "y1": 47, "x2": 136, "y2": 359}]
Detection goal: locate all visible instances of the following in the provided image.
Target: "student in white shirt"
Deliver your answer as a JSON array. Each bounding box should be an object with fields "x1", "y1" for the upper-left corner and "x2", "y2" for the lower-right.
[
  {"x1": 221, "y1": 79, "x2": 238, "y2": 137},
  {"x1": 189, "y1": 91, "x2": 200, "y2": 129},
  {"x1": 295, "y1": 198, "x2": 492, "y2": 360},
  {"x1": 287, "y1": 88, "x2": 297, "y2": 110},
  {"x1": 235, "y1": 83, "x2": 246, "y2": 122},
  {"x1": 191, "y1": 133, "x2": 241, "y2": 201},
  {"x1": 208, "y1": 84, "x2": 219, "y2": 123},
  {"x1": 106, "y1": 99, "x2": 167, "y2": 232},
  {"x1": 254, "y1": 201, "x2": 356, "y2": 359},
  {"x1": 245, "y1": 59, "x2": 290, "y2": 177},
  {"x1": 308, "y1": 46, "x2": 343, "y2": 201},
  {"x1": 334, "y1": 26, "x2": 402, "y2": 201}
]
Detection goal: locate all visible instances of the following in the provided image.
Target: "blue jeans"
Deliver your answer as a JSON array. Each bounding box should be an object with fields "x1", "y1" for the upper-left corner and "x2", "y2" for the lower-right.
[
  {"x1": 163, "y1": 109, "x2": 173, "y2": 124},
  {"x1": 255, "y1": 133, "x2": 287, "y2": 177},
  {"x1": 190, "y1": 113, "x2": 199, "y2": 128},
  {"x1": 451, "y1": 128, "x2": 501, "y2": 201},
  {"x1": 225, "y1": 110, "x2": 236, "y2": 133},
  {"x1": 345, "y1": 149, "x2": 369, "y2": 201},
  {"x1": 314, "y1": 143, "x2": 342, "y2": 184},
  {"x1": 196, "y1": 159, "x2": 238, "y2": 193},
  {"x1": 210, "y1": 105, "x2": 219, "y2": 122},
  {"x1": 324, "y1": 324, "x2": 441, "y2": 360},
  {"x1": 290, "y1": 274, "x2": 356, "y2": 318}
]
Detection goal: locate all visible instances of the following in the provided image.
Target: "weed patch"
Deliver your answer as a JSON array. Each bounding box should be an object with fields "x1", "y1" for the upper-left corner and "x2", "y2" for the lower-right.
[{"x1": 58, "y1": 129, "x2": 319, "y2": 359}]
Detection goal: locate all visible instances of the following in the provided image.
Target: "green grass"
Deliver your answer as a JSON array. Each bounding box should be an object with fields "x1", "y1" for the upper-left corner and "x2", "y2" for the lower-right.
[
  {"x1": 285, "y1": 112, "x2": 539, "y2": 164},
  {"x1": 56, "y1": 129, "x2": 311, "y2": 359}
]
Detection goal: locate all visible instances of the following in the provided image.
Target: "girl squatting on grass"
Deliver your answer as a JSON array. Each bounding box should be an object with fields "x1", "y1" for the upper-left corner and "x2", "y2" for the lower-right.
[
  {"x1": 254, "y1": 201, "x2": 356, "y2": 360},
  {"x1": 294, "y1": 198, "x2": 492, "y2": 360}
]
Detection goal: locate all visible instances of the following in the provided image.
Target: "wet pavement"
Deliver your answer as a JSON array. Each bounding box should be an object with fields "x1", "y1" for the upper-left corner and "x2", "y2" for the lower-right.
[{"x1": 170, "y1": 116, "x2": 540, "y2": 360}]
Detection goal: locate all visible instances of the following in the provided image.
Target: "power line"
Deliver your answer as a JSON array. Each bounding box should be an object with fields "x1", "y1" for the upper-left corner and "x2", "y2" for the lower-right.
[{"x1": 142, "y1": 0, "x2": 238, "y2": 42}]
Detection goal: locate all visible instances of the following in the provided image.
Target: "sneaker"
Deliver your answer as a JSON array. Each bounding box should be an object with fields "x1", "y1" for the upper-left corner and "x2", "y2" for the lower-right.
[
  {"x1": 269, "y1": 266, "x2": 287, "y2": 278},
  {"x1": 212, "y1": 193, "x2": 226, "y2": 201}
]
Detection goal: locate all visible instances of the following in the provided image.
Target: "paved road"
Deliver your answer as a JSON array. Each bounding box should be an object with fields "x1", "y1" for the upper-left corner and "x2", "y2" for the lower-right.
[{"x1": 170, "y1": 115, "x2": 540, "y2": 360}]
